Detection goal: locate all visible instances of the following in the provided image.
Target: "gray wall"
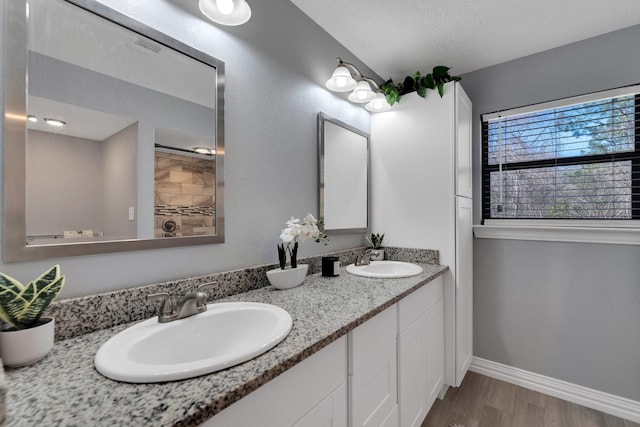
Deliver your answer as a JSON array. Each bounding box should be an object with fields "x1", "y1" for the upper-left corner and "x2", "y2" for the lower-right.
[
  {"x1": 29, "y1": 52, "x2": 216, "y2": 138},
  {"x1": 102, "y1": 123, "x2": 137, "y2": 240},
  {"x1": 0, "y1": 0, "x2": 374, "y2": 298},
  {"x1": 462, "y1": 25, "x2": 640, "y2": 401},
  {"x1": 26, "y1": 130, "x2": 104, "y2": 235}
]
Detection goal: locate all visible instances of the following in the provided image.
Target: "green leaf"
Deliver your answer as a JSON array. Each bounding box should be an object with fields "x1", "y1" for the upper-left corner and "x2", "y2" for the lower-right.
[
  {"x1": 416, "y1": 86, "x2": 427, "y2": 98},
  {"x1": 380, "y1": 79, "x2": 396, "y2": 95},
  {"x1": 421, "y1": 74, "x2": 435, "y2": 90},
  {"x1": 437, "y1": 81, "x2": 445, "y2": 97},
  {"x1": 381, "y1": 80, "x2": 402, "y2": 105},
  {"x1": 16, "y1": 275, "x2": 65, "y2": 329},
  {"x1": 411, "y1": 71, "x2": 421, "y2": 81},
  {"x1": 0, "y1": 273, "x2": 27, "y2": 327},
  {"x1": 22, "y1": 264, "x2": 59, "y2": 302},
  {"x1": 33, "y1": 265, "x2": 60, "y2": 288},
  {"x1": 452, "y1": 76, "x2": 462, "y2": 82},
  {"x1": 385, "y1": 91, "x2": 401, "y2": 106},
  {"x1": 401, "y1": 76, "x2": 416, "y2": 95},
  {"x1": 433, "y1": 65, "x2": 450, "y2": 79}
]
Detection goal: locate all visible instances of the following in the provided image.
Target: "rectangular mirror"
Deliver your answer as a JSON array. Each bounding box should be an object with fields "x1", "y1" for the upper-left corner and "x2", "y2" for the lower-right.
[
  {"x1": 318, "y1": 112, "x2": 370, "y2": 234},
  {"x1": 3, "y1": 0, "x2": 225, "y2": 261}
]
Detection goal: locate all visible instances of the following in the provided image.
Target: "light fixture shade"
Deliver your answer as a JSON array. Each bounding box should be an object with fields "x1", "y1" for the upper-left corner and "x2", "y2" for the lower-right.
[
  {"x1": 199, "y1": 0, "x2": 252, "y2": 26},
  {"x1": 348, "y1": 80, "x2": 376, "y2": 103},
  {"x1": 365, "y1": 93, "x2": 391, "y2": 113},
  {"x1": 325, "y1": 66, "x2": 357, "y2": 92}
]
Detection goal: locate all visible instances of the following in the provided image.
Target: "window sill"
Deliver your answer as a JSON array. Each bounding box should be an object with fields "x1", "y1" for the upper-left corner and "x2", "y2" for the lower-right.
[{"x1": 473, "y1": 223, "x2": 640, "y2": 245}]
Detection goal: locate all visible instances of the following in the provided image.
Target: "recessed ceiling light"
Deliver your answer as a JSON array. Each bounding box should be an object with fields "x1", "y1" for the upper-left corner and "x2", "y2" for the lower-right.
[
  {"x1": 43, "y1": 118, "x2": 66, "y2": 127},
  {"x1": 198, "y1": 0, "x2": 251, "y2": 26},
  {"x1": 193, "y1": 146, "x2": 216, "y2": 155},
  {"x1": 27, "y1": 115, "x2": 38, "y2": 123}
]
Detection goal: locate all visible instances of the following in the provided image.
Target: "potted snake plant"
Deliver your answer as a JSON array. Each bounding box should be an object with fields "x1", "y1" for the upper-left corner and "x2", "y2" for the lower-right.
[
  {"x1": 366, "y1": 233, "x2": 385, "y2": 261},
  {"x1": 0, "y1": 265, "x2": 65, "y2": 367}
]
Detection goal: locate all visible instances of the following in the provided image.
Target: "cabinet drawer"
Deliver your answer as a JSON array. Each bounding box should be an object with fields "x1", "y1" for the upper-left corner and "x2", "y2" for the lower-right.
[
  {"x1": 398, "y1": 277, "x2": 443, "y2": 332},
  {"x1": 349, "y1": 305, "x2": 397, "y2": 374}
]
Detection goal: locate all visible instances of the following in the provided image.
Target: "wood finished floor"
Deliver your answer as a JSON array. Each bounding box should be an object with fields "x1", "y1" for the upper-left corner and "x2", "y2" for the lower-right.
[{"x1": 422, "y1": 371, "x2": 640, "y2": 427}]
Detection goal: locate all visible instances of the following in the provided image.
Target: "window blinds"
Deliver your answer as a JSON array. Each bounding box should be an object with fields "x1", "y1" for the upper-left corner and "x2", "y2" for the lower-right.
[{"x1": 481, "y1": 85, "x2": 640, "y2": 220}]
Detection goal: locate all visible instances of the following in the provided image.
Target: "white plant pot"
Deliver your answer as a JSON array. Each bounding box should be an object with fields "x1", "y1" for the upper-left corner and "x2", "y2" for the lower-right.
[
  {"x1": 266, "y1": 264, "x2": 309, "y2": 290},
  {"x1": 0, "y1": 317, "x2": 55, "y2": 368},
  {"x1": 370, "y1": 249, "x2": 384, "y2": 261}
]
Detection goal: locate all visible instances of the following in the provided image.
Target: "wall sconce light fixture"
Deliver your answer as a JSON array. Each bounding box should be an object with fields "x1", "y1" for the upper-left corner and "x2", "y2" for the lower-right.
[
  {"x1": 325, "y1": 58, "x2": 391, "y2": 113},
  {"x1": 365, "y1": 93, "x2": 392, "y2": 113},
  {"x1": 199, "y1": 0, "x2": 251, "y2": 26}
]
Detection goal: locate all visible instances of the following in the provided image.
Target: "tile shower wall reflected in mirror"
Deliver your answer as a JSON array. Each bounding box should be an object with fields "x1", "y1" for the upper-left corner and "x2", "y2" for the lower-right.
[{"x1": 154, "y1": 148, "x2": 216, "y2": 238}]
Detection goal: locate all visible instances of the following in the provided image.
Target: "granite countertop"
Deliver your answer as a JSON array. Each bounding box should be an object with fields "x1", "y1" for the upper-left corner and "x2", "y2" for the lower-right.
[{"x1": 5, "y1": 263, "x2": 448, "y2": 427}]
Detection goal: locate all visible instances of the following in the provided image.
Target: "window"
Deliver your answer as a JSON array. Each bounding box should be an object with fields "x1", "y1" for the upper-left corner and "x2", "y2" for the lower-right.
[{"x1": 481, "y1": 85, "x2": 640, "y2": 222}]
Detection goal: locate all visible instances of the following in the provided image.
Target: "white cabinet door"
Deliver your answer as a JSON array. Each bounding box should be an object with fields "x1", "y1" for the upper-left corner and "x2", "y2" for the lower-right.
[
  {"x1": 455, "y1": 84, "x2": 473, "y2": 198},
  {"x1": 398, "y1": 314, "x2": 427, "y2": 427},
  {"x1": 398, "y1": 277, "x2": 444, "y2": 427},
  {"x1": 426, "y1": 298, "x2": 445, "y2": 406},
  {"x1": 205, "y1": 336, "x2": 347, "y2": 427},
  {"x1": 349, "y1": 306, "x2": 398, "y2": 427},
  {"x1": 293, "y1": 383, "x2": 347, "y2": 427},
  {"x1": 381, "y1": 406, "x2": 399, "y2": 427},
  {"x1": 455, "y1": 196, "x2": 473, "y2": 386},
  {"x1": 350, "y1": 342, "x2": 398, "y2": 427}
]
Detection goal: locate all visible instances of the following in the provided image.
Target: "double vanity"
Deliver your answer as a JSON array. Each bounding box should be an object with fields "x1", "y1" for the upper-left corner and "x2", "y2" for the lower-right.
[{"x1": 3, "y1": 250, "x2": 448, "y2": 426}]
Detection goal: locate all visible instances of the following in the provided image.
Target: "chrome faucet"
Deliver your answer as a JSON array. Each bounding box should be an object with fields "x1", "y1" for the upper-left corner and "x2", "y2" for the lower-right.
[
  {"x1": 147, "y1": 282, "x2": 217, "y2": 323},
  {"x1": 355, "y1": 249, "x2": 380, "y2": 266}
]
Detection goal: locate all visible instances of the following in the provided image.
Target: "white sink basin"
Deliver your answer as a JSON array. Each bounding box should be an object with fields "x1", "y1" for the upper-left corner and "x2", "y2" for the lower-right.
[
  {"x1": 95, "y1": 302, "x2": 292, "y2": 383},
  {"x1": 346, "y1": 260, "x2": 423, "y2": 278}
]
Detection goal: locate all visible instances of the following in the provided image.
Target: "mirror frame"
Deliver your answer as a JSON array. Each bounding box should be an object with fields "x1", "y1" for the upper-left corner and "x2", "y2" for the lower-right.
[
  {"x1": 3, "y1": 0, "x2": 225, "y2": 262},
  {"x1": 317, "y1": 112, "x2": 370, "y2": 234}
]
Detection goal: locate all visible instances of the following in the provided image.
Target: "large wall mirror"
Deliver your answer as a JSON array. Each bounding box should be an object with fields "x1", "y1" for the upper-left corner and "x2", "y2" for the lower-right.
[
  {"x1": 3, "y1": 0, "x2": 225, "y2": 261},
  {"x1": 318, "y1": 113, "x2": 369, "y2": 234}
]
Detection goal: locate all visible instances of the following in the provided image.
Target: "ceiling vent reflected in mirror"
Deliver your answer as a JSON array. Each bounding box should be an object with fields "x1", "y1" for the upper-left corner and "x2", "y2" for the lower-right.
[{"x1": 127, "y1": 37, "x2": 162, "y2": 56}]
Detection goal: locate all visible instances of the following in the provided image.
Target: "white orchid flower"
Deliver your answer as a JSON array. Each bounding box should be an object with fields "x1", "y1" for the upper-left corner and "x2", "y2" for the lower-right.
[
  {"x1": 280, "y1": 229, "x2": 295, "y2": 243},
  {"x1": 304, "y1": 213, "x2": 317, "y2": 225},
  {"x1": 285, "y1": 217, "x2": 300, "y2": 227},
  {"x1": 298, "y1": 222, "x2": 318, "y2": 242},
  {"x1": 279, "y1": 213, "x2": 327, "y2": 246}
]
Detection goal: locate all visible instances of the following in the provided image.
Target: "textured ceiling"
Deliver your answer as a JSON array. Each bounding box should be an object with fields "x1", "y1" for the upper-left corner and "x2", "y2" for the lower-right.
[{"x1": 289, "y1": 0, "x2": 640, "y2": 81}]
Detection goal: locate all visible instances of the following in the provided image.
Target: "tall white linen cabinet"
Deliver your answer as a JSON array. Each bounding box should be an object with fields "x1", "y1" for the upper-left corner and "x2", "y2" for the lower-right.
[{"x1": 371, "y1": 82, "x2": 473, "y2": 394}]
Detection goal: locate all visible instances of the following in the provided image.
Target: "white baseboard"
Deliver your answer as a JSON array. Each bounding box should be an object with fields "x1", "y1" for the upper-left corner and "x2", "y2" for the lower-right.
[{"x1": 470, "y1": 357, "x2": 640, "y2": 424}]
